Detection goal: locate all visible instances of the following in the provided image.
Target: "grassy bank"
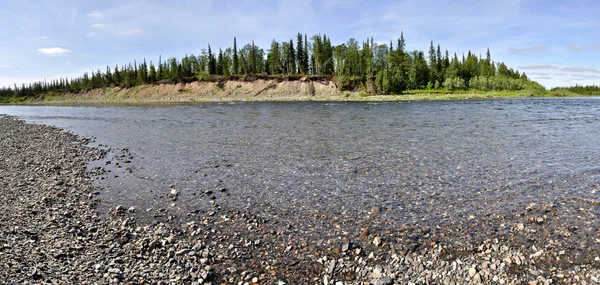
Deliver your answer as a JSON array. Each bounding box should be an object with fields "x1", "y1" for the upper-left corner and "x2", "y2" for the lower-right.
[{"x1": 0, "y1": 80, "x2": 595, "y2": 105}]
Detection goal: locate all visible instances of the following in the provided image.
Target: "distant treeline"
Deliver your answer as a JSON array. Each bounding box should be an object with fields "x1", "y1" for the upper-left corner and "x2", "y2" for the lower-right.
[
  {"x1": 550, "y1": 85, "x2": 600, "y2": 96},
  {"x1": 0, "y1": 32, "x2": 543, "y2": 99}
]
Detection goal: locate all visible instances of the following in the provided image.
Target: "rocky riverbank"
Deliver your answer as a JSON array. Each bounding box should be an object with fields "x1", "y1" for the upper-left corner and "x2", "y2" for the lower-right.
[{"x1": 1, "y1": 115, "x2": 598, "y2": 284}]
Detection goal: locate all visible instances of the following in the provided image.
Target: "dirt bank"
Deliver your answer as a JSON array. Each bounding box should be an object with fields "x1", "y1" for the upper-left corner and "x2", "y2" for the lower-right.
[{"x1": 50, "y1": 79, "x2": 342, "y2": 103}]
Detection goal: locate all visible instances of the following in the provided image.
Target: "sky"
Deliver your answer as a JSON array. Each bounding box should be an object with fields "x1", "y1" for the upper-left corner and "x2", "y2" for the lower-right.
[{"x1": 1, "y1": 0, "x2": 600, "y2": 89}]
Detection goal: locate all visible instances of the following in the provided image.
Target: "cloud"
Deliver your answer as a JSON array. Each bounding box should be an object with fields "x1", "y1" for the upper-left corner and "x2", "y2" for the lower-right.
[
  {"x1": 87, "y1": 10, "x2": 102, "y2": 18},
  {"x1": 509, "y1": 45, "x2": 547, "y2": 54},
  {"x1": 561, "y1": 67, "x2": 600, "y2": 73},
  {"x1": 518, "y1": 64, "x2": 559, "y2": 70},
  {"x1": 86, "y1": 32, "x2": 98, "y2": 38},
  {"x1": 91, "y1": 23, "x2": 112, "y2": 29},
  {"x1": 570, "y1": 74, "x2": 600, "y2": 80},
  {"x1": 569, "y1": 44, "x2": 600, "y2": 52},
  {"x1": 116, "y1": 29, "x2": 141, "y2": 36},
  {"x1": 526, "y1": 72, "x2": 549, "y2": 76},
  {"x1": 534, "y1": 76, "x2": 553, "y2": 80},
  {"x1": 36, "y1": 47, "x2": 71, "y2": 56},
  {"x1": 0, "y1": 64, "x2": 11, "y2": 69},
  {"x1": 37, "y1": 36, "x2": 48, "y2": 40},
  {"x1": 570, "y1": 44, "x2": 583, "y2": 52}
]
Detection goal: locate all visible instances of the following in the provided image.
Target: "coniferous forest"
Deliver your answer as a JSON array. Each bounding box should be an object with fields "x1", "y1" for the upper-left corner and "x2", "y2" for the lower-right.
[{"x1": 1, "y1": 32, "x2": 547, "y2": 100}]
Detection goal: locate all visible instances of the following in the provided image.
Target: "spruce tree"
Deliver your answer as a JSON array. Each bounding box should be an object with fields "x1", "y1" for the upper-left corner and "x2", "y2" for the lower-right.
[
  {"x1": 233, "y1": 37, "x2": 239, "y2": 75},
  {"x1": 289, "y1": 39, "x2": 296, "y2": 74},
  {"x1": 208, "y1": 44, "x2": 216, "y2": 74},
  {"x1": 149, "y1": 62, "x2": 157, "y2": 83},
  {"x1": 217, "y1": 49, "x2": 224, "y2": 75},
  {"x1": 296, "y1": 33, "x2": 305, "y2": 74}
]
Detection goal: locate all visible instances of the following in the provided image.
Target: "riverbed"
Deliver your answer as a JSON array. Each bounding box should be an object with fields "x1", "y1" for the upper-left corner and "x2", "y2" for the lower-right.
[{"x1": 1, "y1": 98, "x2": 599, "y2": 283}]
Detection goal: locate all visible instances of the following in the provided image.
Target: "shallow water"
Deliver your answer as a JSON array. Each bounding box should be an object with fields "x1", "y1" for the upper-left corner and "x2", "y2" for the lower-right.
[{"x1": 2, "y1": 99, "x2": 600, "y2": 231}]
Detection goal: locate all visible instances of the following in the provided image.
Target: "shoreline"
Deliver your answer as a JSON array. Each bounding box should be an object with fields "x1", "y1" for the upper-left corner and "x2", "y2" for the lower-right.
[
  {"x1": 0, "y1": 115, "x2": 598, "y2": 284},
  {"x1": 1, "y1": 79, "x2": 591, "y2": 105}
]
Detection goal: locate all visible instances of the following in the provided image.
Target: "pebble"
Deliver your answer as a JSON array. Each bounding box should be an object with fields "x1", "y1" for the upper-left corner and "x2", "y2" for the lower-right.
[
  {"x1": 1, "y1": 116, "x2": 599, "y2": 285},
  {"x1": 468, "y1": 267, "x2": 477, "y2": 278},
  {"x1": 373, "y1": 236, "x2": 381, "y2": 247}
]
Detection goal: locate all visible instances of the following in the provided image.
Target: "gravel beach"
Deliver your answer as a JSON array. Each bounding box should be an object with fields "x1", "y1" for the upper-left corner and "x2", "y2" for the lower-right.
[{"x1": 0, "y1": 115, "x2": 598, "y2": 284}]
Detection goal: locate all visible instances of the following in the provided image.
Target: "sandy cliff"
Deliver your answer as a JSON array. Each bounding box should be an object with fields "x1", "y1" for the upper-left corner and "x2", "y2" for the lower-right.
[{"x1": 55, "y1": 79, "x2": 341, "y2": 103}]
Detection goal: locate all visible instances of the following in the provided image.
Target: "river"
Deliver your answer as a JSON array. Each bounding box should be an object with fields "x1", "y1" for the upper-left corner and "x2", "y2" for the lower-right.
[{"x1": 2, "y1": 99, "x2": 600, "y2": 240}]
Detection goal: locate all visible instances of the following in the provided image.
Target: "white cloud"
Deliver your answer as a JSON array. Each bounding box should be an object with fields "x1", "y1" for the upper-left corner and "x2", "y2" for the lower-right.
[
  {"x1": 116, "y1": 29, "x2": 141, "y2": 36},
  {"x1": 38, "y1": 36, "x2": 49, "y2": 40},
  {"x1": 561, "y1": 66, "x2": 600, "y2": 73},
  {"x1": 0, "y1": 64, "x2": 11, "y2": 69},
  {"x1": 569, "y1": 44, "x2": 600, "y2": 52},
  {"x1": 570, "y1": 44, "x2": 583, "y2": 52},
  {"x1": 86, "y1": 32, "x2": 98, "y2": 38},
  {"x1": 518, "y1": 64, "x2": 559, "y2": 70},
  {"x1": 87, "y1": 10, "x2": 103, "y2": 18},
  {"x1": 570, "y1": 74, "x2": 600, "y2": 79},
  {"x1": 91, "y1": 23, "x2": 112, "y2": 29},
  {"x1": 36, "y1": 47, "x2": 71, "y2": 56},
  {"x1": 508, "y1": 45, "x2": 547, "y2": 54}
]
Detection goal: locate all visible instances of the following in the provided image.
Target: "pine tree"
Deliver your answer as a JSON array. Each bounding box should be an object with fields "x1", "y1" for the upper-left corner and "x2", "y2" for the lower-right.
[
  {"x1": 249, "y1": 41, "x2": 257, "y2": 74},
  {"x1": 157, "y1": 56, "x2": 163, "y2": 81},
  {"x1": 233, "y1": 37, "x2": 239, "y2": 75},
  {"x1": 105, "y1": 66, "x2": 113, "y2": 86},
  {"x1": 296, "y1": 33, "x2": 305, "y2": 74},
  {"x1": 289, "y1": 39, "x2": 296, "y2": 74},
  {"x1": 217, "y1": 49, "x2": 224, "y2": 75},
  {"x1": 149, "y1": 61, "x2": 157, "y2": 83},
  {"x1": 428, "y1": 41, "x2": 437, "y2": 85},
  {"x1": 208, "y1": 44, "x2": 216, "y2": 75},
  {"x1": 113, "y1": 64, "x2": 121, "y2": 84},
  {"x1": 303, "y1": 34, "x2": 310, "y2": 75}
]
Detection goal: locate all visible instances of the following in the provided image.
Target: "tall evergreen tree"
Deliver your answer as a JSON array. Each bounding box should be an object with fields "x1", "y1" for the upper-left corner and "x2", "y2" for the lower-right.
[
  {"x1": 232, "y1": 37, "x2": 239, "y2": 75},
  {"x1": 296, "y1": 33, "x2": 305, "y2": 74},
  {"x1": 217, "y1": 49, "x2": 224, "y2": 75},
  {"x1": 208, "y1": 44, "x2": 216, "y2": 75}
]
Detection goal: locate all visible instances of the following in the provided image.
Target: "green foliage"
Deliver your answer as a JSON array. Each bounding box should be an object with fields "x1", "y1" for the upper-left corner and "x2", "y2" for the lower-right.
[
  {"x1": 550, "y1": 84, "x2": 600, "y2": 96},
  {"x1": 0, "y1": 32, "x2": 543, "y2": 100}
]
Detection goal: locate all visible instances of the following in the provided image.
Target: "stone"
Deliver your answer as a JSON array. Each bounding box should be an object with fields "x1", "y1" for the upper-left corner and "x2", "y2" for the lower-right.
[
  {"x1": 371, "y1": 276, "x2": 393, "y2": 285},
  {"x1": 328, "y1": 260, "x2": 336, "y2": 274},
  {"x1": 468, "y1": 267, "x2": 477, "y2": 278},
  {"x1": 373, "y1": 236, "x2": 381, "y2": 247},
  {"x1": 175, "y1": 249, "x2": 190, "y2": 256},
  {"x1": 107, "y1": 268, "x2": 121, "y2": 274},
  {"x1": 342, "y1": 242, "x2": 350, "y2": 252}
]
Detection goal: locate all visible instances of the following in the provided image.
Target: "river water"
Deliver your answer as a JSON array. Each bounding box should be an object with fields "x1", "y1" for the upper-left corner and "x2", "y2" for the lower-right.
[{"x1": 2, "y1": 99, "x2": 600, "y2": 237}]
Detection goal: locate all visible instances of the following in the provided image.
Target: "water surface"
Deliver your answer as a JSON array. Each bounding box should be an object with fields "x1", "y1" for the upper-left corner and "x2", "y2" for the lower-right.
[{"x1": 2, "y1": 99, "x2": 600, "y2": 233}]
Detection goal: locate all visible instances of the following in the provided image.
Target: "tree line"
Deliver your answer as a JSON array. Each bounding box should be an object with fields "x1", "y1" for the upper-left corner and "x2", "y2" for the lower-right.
[
  {"x1": 1, "y1": 32, "x2": 542, "y2": 99},
  {"x1": 550, "y1": 85, "x2": 600, "y2": 95}
]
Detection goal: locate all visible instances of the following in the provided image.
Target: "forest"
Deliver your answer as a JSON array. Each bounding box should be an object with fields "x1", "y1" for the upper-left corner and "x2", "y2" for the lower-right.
[
  {"x1": 0, "y1": 32, "x2": 546, "y2": 100},
  {"x1": 550, "y1": 85, "x2": 600, "y2": 96}
]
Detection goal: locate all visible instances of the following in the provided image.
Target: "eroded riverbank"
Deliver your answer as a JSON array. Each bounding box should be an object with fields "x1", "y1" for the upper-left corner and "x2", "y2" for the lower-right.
[
  {"x1": 1, "y1": 78, "x2": 578, "y2": 105},
  {"x1": 1, "y1": 114, "x2": 599, "y2": 284}
]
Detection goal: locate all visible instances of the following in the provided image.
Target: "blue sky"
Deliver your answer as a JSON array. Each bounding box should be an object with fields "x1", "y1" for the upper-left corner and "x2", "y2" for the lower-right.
[{"x1": 1, "y1": 0, "x2": 599, "y2": 88}]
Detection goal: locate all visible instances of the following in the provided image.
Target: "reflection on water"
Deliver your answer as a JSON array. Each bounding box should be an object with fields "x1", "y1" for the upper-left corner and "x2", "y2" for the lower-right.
[{"x1": 2, "y1": 98, "x2": 600, "y2": 229}]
